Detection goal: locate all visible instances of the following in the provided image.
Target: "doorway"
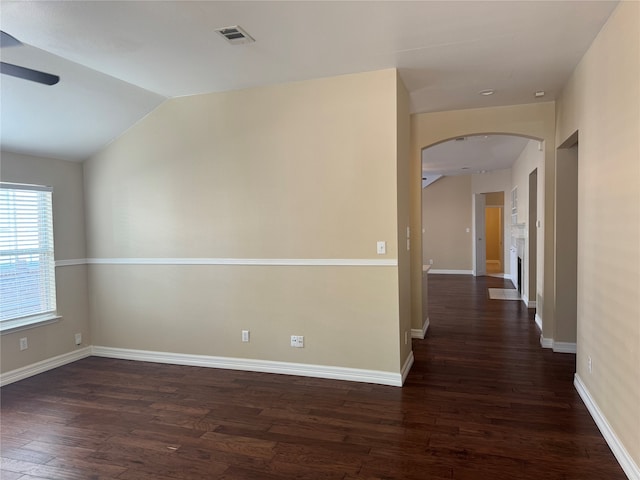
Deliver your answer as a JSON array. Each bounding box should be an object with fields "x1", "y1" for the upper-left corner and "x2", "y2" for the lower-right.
[
  {"x1": 555, "y1": 133, "x2": 579, "y2": 347},
  {"x1": 484, "y1": 191, "x2": 505, "y2": 275},
  {"x1": 528, "y1": 169, "x2": 538, "y2": 306},
  {"x1": 485, "y1": 207, "x2": 503, "y2": 274}
]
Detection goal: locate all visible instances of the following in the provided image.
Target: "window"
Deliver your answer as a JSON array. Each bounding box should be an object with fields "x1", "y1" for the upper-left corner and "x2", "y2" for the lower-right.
[{"x1": 0, "y1": 183, "x2": 57, "y2": 331}]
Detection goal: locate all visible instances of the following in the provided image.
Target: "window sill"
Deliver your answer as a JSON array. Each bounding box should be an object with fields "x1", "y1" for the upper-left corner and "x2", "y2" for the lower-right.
[{"x1": 0, "y1": 315, "x2": 62, "y2": 335}]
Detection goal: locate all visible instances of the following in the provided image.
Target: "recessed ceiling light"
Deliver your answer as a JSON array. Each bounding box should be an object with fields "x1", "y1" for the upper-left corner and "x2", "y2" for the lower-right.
[
  {"x1": 479, "y1": 89, "x2": 495, "y2": 96},
  {"x1": 534, "y1": 90, "x2": 545, "y2": 98}
]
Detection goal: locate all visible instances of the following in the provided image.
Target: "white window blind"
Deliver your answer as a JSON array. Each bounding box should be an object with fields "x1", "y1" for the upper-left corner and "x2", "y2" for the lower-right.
[{"x1": 0, "y1": 183, "x2": 57, "y2": 324}]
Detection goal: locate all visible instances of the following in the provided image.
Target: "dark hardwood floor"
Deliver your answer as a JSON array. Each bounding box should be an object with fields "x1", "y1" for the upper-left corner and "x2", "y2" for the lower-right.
[{"x1": 1, "y1": 275, "x2": 626, "y2": 479}]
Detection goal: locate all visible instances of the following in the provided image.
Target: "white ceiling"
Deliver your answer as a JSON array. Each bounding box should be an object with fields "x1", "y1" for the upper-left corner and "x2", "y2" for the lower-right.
[
  {"x1": 422, "y1": 134, "x2": 532, "y2": 178},
  {"x1": 0, "y1": 1, "x2": 618, "y2": 162}
]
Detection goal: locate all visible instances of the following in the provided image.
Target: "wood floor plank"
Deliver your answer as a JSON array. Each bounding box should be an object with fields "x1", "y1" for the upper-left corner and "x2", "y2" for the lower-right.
[{"x1": 0, "y1": 274, "x2": 627, "y2": 479}]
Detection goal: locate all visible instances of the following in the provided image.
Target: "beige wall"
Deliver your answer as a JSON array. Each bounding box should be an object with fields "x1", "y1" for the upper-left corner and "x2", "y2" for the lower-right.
[
  {"x1": 485, "y1": 192, "x2": 504, "y2": 207},
  {"x1": 511, "y1": 139, "x2": 544, "y2": 305},
  {"x1": 422, "y1": 169, "x2": 513, "y2": 274},
  {"x1": 554, "y1": 145, "x2": 578, "y2": 343},
  {"x1": 396, "y1": 74, "x2": 414, "y2": 358},
  {"x1": 411, "y1": 102, "x2": 556, "y2": 338},
  {"x1": 422, "y1": 175, "x2": 472, "y2": 271},
  {"x1": 555, "y1": 1, "x2": 640, "y2": 467},
  {"x1": 0, "y1": 152, "x2": 90, "y2": 373},
  {"x1": 84, "y1": 69, "x2": 407, "y2": 374}
]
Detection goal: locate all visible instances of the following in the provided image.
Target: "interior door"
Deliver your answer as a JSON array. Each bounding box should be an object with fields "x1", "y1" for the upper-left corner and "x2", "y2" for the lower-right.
[{"x1": 474, "y1": 193, "x2": 486, "y2": 276}]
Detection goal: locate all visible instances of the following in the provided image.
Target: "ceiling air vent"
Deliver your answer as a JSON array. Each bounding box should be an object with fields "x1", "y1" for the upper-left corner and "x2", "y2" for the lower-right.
[{"x1": 215, "y1": 25, "x2": 255, "y2": 45}]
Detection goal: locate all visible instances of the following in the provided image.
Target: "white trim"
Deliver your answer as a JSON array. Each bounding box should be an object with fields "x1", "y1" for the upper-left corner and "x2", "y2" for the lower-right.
[
  {"x1": 522, "y1": 295, "x2": 537, "y2": 308},
  {"x1": 429, "y1": 269, "x2": 473, "y2": 275},
  {"x1": 85, "y1": 257, "x2": 397, "y2": 267},
  {"x1": 55, "y1": 258, "x2": 87, "y2": 267},
  {"x1": 535, "y1": 313, "x2": 543, "y2": 331},
  {"x1": 574, "y1": 374, "x2": 640, "y2": 480},
  {"x1": 91, "y1": 346, "x2": 404, "y2": 387},
  {"x1": 488, "y1": 273, "x2": 510, "y2": 279},
  {"x1": 411, "y1": 317, "x2": 429, "y2": 339},
  {"x1": 540, "y1": 335, "x2": 554, "y2": 349},
  {"x1": 0, "y1": 182, "x2": 52, "y2": 192},
  {"x1": 0, "y1": 314, "x2": 61, "y2": 335},
  {"x1": 553, "y1": 342, "x2": 577, "y2": 354},
  {"x1": 0, "y1": 347, "x2": 92, "y2": 387},
  {"x1": 539, "y1": 334, "x2": 577, "y2": 354},
  {"x1": 401, "y1": 351, "x2": 414, "y2": 384}
]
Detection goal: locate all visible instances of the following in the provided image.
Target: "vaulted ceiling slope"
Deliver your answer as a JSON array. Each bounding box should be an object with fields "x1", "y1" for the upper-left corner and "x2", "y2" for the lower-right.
[{"x1": 0, "y1": 1, "x2": 618, "y2": 161}]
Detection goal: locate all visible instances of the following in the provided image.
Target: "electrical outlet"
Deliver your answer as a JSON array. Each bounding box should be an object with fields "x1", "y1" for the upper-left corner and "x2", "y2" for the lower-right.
[
  {"x1": 19, "y1": 337, "x2": 28, "y2": 351},
  {"x1": 429, "y1": 259, "x2": 434, "y2": 265},
  {"x1": 75, "y1": 333, "x2": 82, "y2": 345},
  {"x1": 242, "y1": 330, "x2": 250, "y2": 342},
  {"x1": 290, "y1": 335, "x2": 304, "y2": 348}
]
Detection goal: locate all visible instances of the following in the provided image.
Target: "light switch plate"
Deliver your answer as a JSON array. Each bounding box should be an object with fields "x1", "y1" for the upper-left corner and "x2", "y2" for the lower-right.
[{"x1": 376, "y1": 241, "x2": 386, "y2": 255}]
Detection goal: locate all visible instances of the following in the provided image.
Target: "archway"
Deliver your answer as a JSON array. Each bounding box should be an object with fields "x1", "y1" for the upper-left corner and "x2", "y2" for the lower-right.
[
  {"x1": 421, "y1": 134, "x2": 541, "y2": 300},
  {"x1": 408, "y1": 103, "x2": 556, "y2": 345}
]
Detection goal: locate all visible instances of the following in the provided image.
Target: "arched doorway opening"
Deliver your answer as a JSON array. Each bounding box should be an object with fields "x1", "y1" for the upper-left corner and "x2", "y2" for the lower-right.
[{"x1": 420, "y1": 133, "x2": 543, "y2": 329}]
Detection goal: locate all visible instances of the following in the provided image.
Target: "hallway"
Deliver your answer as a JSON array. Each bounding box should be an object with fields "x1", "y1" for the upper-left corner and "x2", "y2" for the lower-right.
[{"x1": 409, "y1": 274, "x2": 625, "y2": 479}]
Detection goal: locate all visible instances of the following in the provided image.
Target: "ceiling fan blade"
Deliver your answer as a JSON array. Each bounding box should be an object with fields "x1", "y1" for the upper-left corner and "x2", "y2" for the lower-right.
[
  {"x1": 1, "y1": 31, "x2": 22, "y2": 48},
  {"x1": 1, "y1": 61, "x2": 60, "y2": 85}
]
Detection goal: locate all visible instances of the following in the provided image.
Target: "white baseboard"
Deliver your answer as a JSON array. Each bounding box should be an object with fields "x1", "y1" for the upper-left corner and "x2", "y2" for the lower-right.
[
  {"x1": 0, "y1": 347, "x2": 92, "y2": 387},
  {"x1": 401, "y1": 351, "x2": 414, "y2": 384},
  {"x1": 91, "y1": 346, "x2": 404, "y2": 387},
  {"x1": 535, "y1": 313, "x2": 543, "y2": 331},
  {"x1": 522, "y1": 295, "x2": 537, "y2": 308},
  {"x1": 540, "y1": 335, "x2": 554, "y2": 349},
  {"x1": 539, "y1": 335, "x2": 577, "y2": 354},
  {"x1": 574, "y1": 374, "x2": 640, "y2": 480},
  {"x1": 488, "y1": 273, "x2": 510, "y2": 279},
  {"x1": 553, "y1": 342, "x2": 577, "y2": 353},
  {"x1": 411, "y1": 317, "x2": 429, "y2": 339},
  {"x1": 429, "y1": 269, "x2": 473, "y2": 275}
]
